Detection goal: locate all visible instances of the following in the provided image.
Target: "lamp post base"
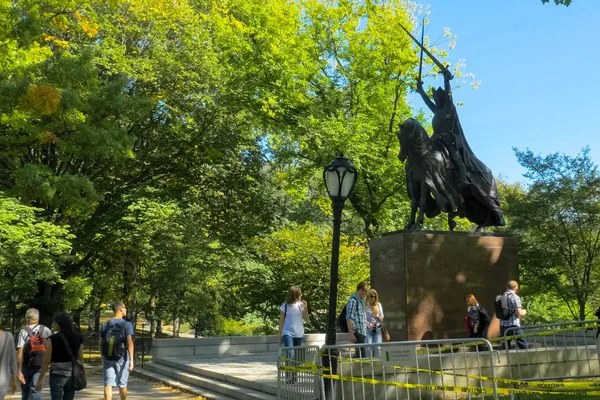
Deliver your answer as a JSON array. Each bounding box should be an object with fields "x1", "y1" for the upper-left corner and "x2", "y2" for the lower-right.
[{"x1": 322, "y1": 347, "x2": 338, "y2": 400}]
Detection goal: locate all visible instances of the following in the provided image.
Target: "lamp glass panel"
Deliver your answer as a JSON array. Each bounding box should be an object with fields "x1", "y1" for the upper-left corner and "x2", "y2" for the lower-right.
[
  {"x1": 325, "y1": 169, "x2": 341, "y2": 198},
  {"x1": 339, "y1": 170, "x2": 356, "y2": 198}
]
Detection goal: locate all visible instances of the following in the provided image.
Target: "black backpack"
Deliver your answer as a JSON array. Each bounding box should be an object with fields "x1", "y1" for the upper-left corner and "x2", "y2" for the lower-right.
[
  {"x1": 478, "y1": 306, "x2": 491, "y2": 328},
  {"x1": 101, "y1": 320, "x2": 127, "y2": 360},
  {"x1": 337, "y1": 298, "x2": 358, "y2": 333},
  {"x1": 494, "y1": 293, "x2": 513, "y2": 320}
]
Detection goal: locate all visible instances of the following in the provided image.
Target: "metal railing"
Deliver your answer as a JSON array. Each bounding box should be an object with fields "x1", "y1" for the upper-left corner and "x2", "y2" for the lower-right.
[
  {"x1": 278, "y1": 345, "x2": 324, "y2": 400},
  {"x1": 502, "y1": 319, "x2": 600, "y2": 382},
  {"x1": 322, "y1": 339, "x2": 498, "y2": 400}
]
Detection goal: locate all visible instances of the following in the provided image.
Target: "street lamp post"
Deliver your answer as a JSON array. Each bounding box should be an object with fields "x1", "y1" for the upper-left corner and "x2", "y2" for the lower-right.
[
  {"x1": 322, "y1": 155, "x2": 357, "y2": 399},
  {"x1": 11, "y1": 293, "x2": 20, "y2": 336}
]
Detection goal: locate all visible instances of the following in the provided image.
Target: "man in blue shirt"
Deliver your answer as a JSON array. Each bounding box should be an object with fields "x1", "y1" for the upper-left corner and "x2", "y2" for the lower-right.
[
  {"x1": 346, "y1": 281, "x2": 369, "y2": 358},
  {"x1": 99, "y1": 301, "x2": 134, "y2": 400}
]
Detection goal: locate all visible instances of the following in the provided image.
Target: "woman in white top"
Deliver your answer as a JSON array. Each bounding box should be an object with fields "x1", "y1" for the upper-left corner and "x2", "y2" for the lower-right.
[
  {"x1": 365, "y1": 289, "x2": 384, "y2": 357},
  {"x1": 278, "y1": 286, "x2": 309, "y2": 347}
]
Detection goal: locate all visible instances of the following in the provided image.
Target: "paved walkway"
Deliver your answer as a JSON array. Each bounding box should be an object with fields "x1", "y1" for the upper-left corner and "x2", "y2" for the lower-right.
[
  {"x1": 6, "y1": 374, "x2": 203, "y2": 399},
  {"x1": 162, "y1": 353, "x2": 278, "y2": 389}
]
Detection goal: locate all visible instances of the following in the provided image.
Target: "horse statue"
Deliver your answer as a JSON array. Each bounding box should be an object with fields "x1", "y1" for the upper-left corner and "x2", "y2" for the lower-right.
[{"x1": 397, "y1": 118, "x2": 505, "y2": 231}]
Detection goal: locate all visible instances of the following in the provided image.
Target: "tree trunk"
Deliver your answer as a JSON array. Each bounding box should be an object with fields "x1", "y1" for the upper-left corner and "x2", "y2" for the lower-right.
[
  {"x1": 147, "y1": 294, "x2": 156, "y2": 339},
  {"x1": 579, "y1": 298, "x2": 587, "y2": 321},
  {"x1": 72, "y1": 308, "x2": 83, "y2": 333},
  {"x1": 94, "y1": 307, "x2": 101, "y2": 334},
  {"x1": 87, "y1": 303, "x2": 94, "y2": 332},
  {"x1": 156, "y1": 319, "x2": 162, "y2": 334},
  {"x1": 172, "y1": 315, "x2": 180, "y2": 338}
]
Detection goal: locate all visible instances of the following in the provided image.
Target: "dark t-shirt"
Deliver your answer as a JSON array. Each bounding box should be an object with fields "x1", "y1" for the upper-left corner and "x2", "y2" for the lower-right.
[{"x1": 49, "y1": 332, "x2": 84, "y2": 363}]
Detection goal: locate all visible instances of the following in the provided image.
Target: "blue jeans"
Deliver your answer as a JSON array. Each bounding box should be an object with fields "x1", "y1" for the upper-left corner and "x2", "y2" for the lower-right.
[
  {"x1": 281, "y1": 335, "x2": 303, "y2": 348},
  {"x1": 366, "y1": 326, "x2": 382, "y2": 357},
  {"x1": 354, "y1": 332, "x2": 367, "y2": 358},
  {"x1": 49, "y1": 374, "x2": 74, "y2": 400},
  {"x1": 281, "y1": 335, "x2": 303, "y2": 383},
  {"x1": 21, "y1": 367, "x2": 41, "y2": 400},
  {"x1": 501, "y1": 325, "x2": 527, "y2": 349}
]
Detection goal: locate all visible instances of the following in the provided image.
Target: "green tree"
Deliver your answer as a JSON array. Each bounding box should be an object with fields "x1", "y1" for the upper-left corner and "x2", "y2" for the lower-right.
[
  {"x1": 505, "y1": 147, "x2": 600, "y2": 321},
  {"x1": 0, "y1": 0, "x2": 284, "y2": 314},
  {"x1": 235, "y1": 222, "x2": 369, "y2": 333},
  {"x1": 0, "y1": 195, "x2": 73, "y2": 308},
  {"x1": 541, "y1": 0, "x2": 572, "y2": 5}
]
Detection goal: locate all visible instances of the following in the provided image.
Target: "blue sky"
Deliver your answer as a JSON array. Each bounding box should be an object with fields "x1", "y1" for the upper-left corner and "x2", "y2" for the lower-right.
[{"x1": 408, "y1": 0, "x2": 599, "y2": 183}]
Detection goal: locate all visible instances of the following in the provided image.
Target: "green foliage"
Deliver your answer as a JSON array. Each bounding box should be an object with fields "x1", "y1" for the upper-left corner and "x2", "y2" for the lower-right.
[
  {"x1": 506, "y1": 147, "x2": 600, "y2": 320},
  {"x1": 0, "y1": 0, "x2": 485, "y2": 335},
  {"x1": 541, "y1": 0, "x2": 572, "y2": 5},
  {"x1": 0, "y1": 194, "x2": 73, "y2": 299},
  {"x1": 63, "y1": 276, "x2": 93, "y2": 312},
  {"x1": 236, "y1": 222, "x2": 369, "y2": 332},
  {"x1": 220, "y1": 318, "x2": 260, "y2": 337}
]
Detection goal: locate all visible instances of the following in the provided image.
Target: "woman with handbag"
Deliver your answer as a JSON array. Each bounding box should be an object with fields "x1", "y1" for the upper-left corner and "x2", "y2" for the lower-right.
[
  {"x1": 365, "y1": 289, "x2": 385, "y2": 357},
  {"x1": 35, "y1": 313, "x2": 85, "y2": 399},
  {"x1": 465, "y1": 294, "x2": 490, "y2": 339}
]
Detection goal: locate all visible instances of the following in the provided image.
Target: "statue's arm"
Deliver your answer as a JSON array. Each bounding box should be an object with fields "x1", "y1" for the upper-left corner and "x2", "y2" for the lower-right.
[
  {"x1": 443, "y1": 69, "x2": 454, "y2": 95},
  {"x1": 417, "y1": 83, "x2": 437, "y2": 113}
]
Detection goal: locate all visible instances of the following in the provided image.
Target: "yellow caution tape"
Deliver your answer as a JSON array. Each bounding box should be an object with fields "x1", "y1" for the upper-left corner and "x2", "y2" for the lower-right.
[
  {"x1": 319, "y1": 372, "x2": 600, "y2": 396},
  {"x1": 283, "y1": 354, "x2": 600, "y2": 391}
]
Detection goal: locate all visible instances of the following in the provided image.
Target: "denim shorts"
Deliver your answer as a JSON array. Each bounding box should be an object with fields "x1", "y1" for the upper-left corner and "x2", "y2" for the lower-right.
[{"x1": 103, "y1": 358, "x2": 130, "y2": 388}]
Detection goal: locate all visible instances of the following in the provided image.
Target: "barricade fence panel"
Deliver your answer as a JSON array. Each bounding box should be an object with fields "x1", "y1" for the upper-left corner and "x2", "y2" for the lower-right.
[
  {"x1": 321, "y1": 339, "x2": 498, "y2": 400},
  {"x1": 278, "y1": 345, "x2": 324, "y2": 400},
  {"x1": 277, "y1": 321, "x2": 600, "y2": 400},
  {"x1": 501, "y1": 319, "x2": 600, "y2": 384}
]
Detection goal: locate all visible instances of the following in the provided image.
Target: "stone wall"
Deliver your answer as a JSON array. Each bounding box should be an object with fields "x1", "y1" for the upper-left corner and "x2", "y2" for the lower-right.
[
  {"x1": 152, "y1": 333, "x2": 351, "y2": 359},
  {"x1": 370, "y1": 231, "x2": 518, "y2": 341}
]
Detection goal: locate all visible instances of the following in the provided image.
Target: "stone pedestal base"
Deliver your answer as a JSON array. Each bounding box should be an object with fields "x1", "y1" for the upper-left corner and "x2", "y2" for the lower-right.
[{"x1": 370, "y1": 231, "x2": 518, "y2": 341}]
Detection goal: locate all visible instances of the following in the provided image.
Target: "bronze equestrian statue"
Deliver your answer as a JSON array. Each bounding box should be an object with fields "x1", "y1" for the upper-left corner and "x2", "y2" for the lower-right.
[{"x1": 398, "y1": 24, "x2": 505, "y2": 231}]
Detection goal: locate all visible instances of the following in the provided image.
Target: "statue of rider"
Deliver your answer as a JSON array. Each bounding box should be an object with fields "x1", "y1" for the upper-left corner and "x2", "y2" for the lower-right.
[{"x1": 416, "y1": 70, "x2": 468, "y2": 185}]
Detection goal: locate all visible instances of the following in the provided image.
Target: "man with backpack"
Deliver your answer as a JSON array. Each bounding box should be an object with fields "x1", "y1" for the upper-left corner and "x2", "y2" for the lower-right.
[
  {"x1": 99, "y1": 301, "x2": 134, "y2": 400},
  {"x1": 497, "y1": 280, "x2": 527, "y2": 349},
  {"x1": 345, "y1": 281, "x2": 369, "y2": 358},
  {"x1": 16, "y1": 308, "x2": 52, "y2": 400}
]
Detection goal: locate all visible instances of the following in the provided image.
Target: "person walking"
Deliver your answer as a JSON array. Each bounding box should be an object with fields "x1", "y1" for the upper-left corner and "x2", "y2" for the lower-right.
[
  {"x1": 500, "y1": 281, "x2": 527, "y2": 349},
  {"x1": 346, "y1": 281, "x2": 369, "y2": 358},
  {"x1": 464, "y1": 294, "x2": 490, "y2": 339},
  {"x1": 0, "y1": 312, "x2": 18, "y2": 400},
  {"x1": 278, "y1": 286, "x2": 309, "y2": 384},
  {"x1": 365, "y1": 289, "x2": 384, "y2": 357},
  {"x1": 278, "y1": 286, "x2": 309, "y2": 348},
  {"x1": 35, "y1": 313, "x2": 84, "y2": 399},
  {"x1": 99, "y1": 302, "x2": 134, "y2": 400},
  {"x1": 17, "y1": 308, "x2": 52, "y2": 400}
]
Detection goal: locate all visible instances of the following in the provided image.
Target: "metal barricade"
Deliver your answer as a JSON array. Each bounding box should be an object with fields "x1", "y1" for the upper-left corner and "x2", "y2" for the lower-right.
[
  {"x1": 322, "y1": 339, "x2": 499, "y2": 400},
  {"x1": 278, "y1": 345, "x2": 324, "y2": 400},
  {"x1": 502, "y1": 319, "x2": 600, "y2": 382}
]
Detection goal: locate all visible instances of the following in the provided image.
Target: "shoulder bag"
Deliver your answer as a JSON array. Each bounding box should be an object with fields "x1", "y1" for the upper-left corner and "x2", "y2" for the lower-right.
[{"x1": 59, "y1": 333, "x2": 87, "y2": 391}]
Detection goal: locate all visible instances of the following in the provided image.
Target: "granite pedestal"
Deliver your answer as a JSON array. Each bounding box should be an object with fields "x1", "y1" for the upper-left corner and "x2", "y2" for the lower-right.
[{"x1": 370, "y1": 230, "x2": 518, "y2": 341}]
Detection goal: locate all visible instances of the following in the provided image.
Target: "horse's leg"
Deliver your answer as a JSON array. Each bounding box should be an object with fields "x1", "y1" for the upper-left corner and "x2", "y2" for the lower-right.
[
  {"x1": 404, "y1": 181, "x2": 418, "y2": 230},
  {"x1": 475, "y1": 225, "x2": 486, "y2": 233},
  {"x1": 413, "y1": 183, "x2": 428, "y2": 231}
]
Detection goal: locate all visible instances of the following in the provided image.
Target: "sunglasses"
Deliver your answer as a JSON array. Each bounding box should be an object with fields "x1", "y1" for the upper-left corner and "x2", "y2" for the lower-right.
[{"x1": 370, "y1": 295, "x2": 377, "y2": 298}]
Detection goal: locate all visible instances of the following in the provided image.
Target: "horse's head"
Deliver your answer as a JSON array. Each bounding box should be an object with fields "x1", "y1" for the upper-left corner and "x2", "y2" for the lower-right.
[{"x1": 397, "y1": 118, "x2": 429, "y2": 162}]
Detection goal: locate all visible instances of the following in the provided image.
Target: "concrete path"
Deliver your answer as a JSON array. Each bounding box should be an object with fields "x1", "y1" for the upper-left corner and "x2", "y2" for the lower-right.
[
  {"x1": 163, "y1": 353, "x2": 279, "y2": 389},
  {"x1": 5, "y1": 374, "x2": 204, "y2": 399}
]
